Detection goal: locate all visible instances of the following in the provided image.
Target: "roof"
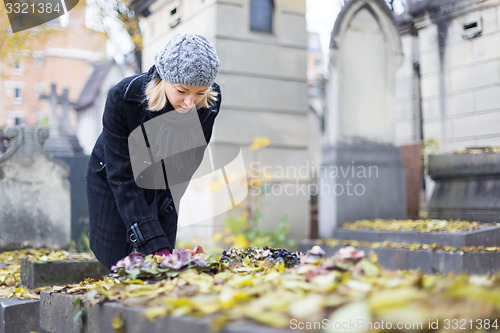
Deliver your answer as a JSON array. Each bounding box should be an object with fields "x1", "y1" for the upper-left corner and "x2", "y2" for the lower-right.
[{"x1": 74, "y1": 59, "x2": 116, "y2": 111}]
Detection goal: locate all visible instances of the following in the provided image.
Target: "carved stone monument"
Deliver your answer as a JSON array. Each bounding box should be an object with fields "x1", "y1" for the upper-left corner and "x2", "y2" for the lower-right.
[
  {"x1": 319, "y1": 0, "x2": 407, "y2": 237},
  {"x1": 0, "y1": 126, "x2": 70, "y2": 249},
  {"x1": 40, "y1": 83, "x2": 83, "y2": 156}
]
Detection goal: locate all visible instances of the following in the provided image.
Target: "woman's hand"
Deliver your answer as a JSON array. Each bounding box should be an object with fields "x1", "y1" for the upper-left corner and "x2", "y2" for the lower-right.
[{"x1": 154, "y1": 248, "x2": 171, "y2": 256}]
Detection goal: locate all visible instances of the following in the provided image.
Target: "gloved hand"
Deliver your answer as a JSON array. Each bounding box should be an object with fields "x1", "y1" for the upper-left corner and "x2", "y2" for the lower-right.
[{"x1": 154, "y1": 248, "x2": 171, "y2": 257}]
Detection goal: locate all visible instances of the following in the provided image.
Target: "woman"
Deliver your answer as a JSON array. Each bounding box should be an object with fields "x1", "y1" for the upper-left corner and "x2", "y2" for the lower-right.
[{"x1": 86, "y1": 32, "x2": 222, "y2": 268}]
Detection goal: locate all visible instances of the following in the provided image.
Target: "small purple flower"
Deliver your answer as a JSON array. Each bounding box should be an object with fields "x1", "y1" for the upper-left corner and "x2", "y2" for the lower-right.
[
  {"x1": 160, "y1": 251, "x2": 184, "y2": 270},
  {"x1": 111, "y1": 252, "x2": 145, "y2": 273},
  {"x1": 192, "y1": 255, "x2": 208, "y2": 267}
]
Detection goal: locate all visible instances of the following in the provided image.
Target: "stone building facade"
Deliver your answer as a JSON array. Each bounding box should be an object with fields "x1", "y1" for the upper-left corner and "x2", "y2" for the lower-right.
[
  {"x1": 0, "y1": 6, "x2": 106, "y2": 129},
  {"x1": 395, "y1": 0, "x2": 500, "y2": 152}
]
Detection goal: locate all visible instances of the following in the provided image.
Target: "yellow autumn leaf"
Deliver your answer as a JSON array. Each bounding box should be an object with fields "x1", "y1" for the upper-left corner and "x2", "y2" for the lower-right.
[
  {"x1": 263, "y1": 171, "x2": 273, "y2": 181},
  {"x1": 142, "y1": 306, "x2": 171, "y2": 322},
  {"x1": 246, "y1": 310, "x2": 290, "y2": 328},
  {"x1": 326, "y1": 301, "x2": 371, "y2": 333},
  {"x1": 249, "y1": 136, "x2": 270, "y2": 150},
  {"x1": 368, "y1": 287, "x2": 421, "y2": 313},
  {"x1": 111, "y1": 315, "x2": 124, "y2": 332},
  {"x1": 369, "y1": 251, "x2": 378, "y2": 264},
  {"x1": 211, "y1": 233, "x2": 223, "y2": 243},
  {"x1": 233, "y1": 234, "x2": 250, "y2": 249}
]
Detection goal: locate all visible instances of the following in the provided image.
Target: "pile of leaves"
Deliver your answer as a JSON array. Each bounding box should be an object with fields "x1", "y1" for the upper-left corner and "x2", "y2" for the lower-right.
[
  {"x1": 219, "y1": 246, "x2": 302, "y2": 268},
  {"x1": 49, "y1": 245, "x2": 500, "y2": 332},
  {"x1": 6, "y1": 246, "x2": 500, "y2": 332},
  {"x1": 0, "y1": 249, "x2": 96, "y2": 299},
  {"x1": 342, "y1": 219, "x2": 494, "y2": 233},
  {"x1": 318, "y1": 238, "x2": 500, "y2": 253},
  {"x1": 456, "y1": 146, "x2": 500, "y2": 154},
  {"x1": 111, "y1": 246, "x2": 218, "y2": 280}
]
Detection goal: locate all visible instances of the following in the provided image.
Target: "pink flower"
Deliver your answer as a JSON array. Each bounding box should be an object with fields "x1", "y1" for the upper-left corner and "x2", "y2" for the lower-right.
[
  {"x1": 192, "y1": 245, "x2": 205, "y2": 255},
  {"x1": 111, "y1": 252, "x2": 145, "y2": 272},
  {"x1": 334, "y1": 246, "x2": 366, "y2": 261}
]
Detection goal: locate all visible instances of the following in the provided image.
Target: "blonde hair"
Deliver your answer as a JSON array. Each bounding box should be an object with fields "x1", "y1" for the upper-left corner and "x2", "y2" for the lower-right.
[{"x1": 145, "y1": 77, "x2": 217, "y2": 112}]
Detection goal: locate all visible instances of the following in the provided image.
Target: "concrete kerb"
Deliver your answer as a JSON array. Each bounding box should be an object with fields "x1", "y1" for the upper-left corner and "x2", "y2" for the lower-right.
[
  {"x1": 299, "y1": 240, "x2": 500, "y2": 275},
  {"x1": 20, "y1": 260, "x2": 110, "y2": 290},
  {"x1": 39, "y1": 290, "x2": 297, "y2": 333},
  {"x1": 0, "y1": 297, "x2": 40, "y2": 333}
]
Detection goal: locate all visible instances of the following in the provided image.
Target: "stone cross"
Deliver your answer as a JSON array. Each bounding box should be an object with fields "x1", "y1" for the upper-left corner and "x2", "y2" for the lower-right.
[{"x1": 39, "y1": 84, "x2": 75, "y2": 136}]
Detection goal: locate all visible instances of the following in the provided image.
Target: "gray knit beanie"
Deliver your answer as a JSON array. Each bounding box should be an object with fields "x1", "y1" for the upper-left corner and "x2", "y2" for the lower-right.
[{"x1": 154, "y1": 32, "x2": 221, "y2": 86}]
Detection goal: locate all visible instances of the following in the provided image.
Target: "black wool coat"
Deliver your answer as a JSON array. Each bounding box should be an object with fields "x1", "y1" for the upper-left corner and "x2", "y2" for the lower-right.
[{"x1": 86, "y1": 65, "x2": 222, "y2": 268}]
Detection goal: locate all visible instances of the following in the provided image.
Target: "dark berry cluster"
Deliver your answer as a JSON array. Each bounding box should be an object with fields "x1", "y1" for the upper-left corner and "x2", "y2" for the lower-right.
[{"x1": 219, "y1": 246, "x2": 303, "y2": 268}]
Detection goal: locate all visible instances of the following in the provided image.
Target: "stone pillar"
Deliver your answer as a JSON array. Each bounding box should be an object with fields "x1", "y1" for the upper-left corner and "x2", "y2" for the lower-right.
[
  {"x1": 0, "y1": 126, "x2": 70, "y2": 250},
  {"x1": 319, "y1": 0, "x2": 406, "y2": 237}
]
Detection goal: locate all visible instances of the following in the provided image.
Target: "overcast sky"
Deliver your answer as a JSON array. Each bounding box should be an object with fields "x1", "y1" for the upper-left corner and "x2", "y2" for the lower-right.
[
  {"x1": 306, "y1": 0, "x2": 342, "y2": 55},
  {"x1": 90, "y1": 0, "x2": 344, "y2": 64}
]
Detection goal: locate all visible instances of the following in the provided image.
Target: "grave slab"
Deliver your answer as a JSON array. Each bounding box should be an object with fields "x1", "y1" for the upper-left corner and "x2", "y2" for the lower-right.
[
  {"x1": 0, "y1": 297, "x2": 40, "y2": 333},
  {"x1": 20, "y1": 259, "x2": 110, "y2": 289},
  {"x1": 40, "y1": 290, "x2": 297, "y2": 333},
  {"x1": 300, "y1": 240, "x2": 500, "y2": 275},
  {"x1": 333, "y1": 224, "x2": 500, "y2": 248}
]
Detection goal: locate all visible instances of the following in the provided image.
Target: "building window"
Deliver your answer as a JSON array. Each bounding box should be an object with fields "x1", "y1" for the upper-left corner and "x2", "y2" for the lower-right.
[
  {"x1": 6, "y1": 111, "x2": 25, "y2": 126},
  {"x1": 13, "y1": 87, "x2": 22, "y2": 104},
  {"x1": 13, "y1": 60, "x2": 23, "y2": 75},
  {"x1": 250, "y1": 0, "x2": 274, "y2": 33},
  {"x1": 168, "y1": 0, "x2": 182, "y2": 29}
]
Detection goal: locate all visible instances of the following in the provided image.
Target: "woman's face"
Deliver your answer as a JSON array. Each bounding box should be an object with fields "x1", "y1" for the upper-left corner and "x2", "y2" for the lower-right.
[{"x1": 164, "y1": 82, "x2": 209, "y2": 113}]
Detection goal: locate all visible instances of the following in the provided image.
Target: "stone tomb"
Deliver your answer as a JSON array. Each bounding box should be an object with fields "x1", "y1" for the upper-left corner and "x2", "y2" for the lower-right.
[
  {"x1": 319, "y1": 0, "x2": 407, "y2": 238},
  {"x1": 428, "y1": 152, "x2": 500, "y2": 222},
  {"x1": 0, "y1": 126, "x2": 70, "y2": 250},
  {"x1": 301, "y1": 222, "x2": 500, "y2": 275},
  {"x1": 0, "y1": 259, "x2": 109, "y2": 333},
  {"x1": 300, "y1": 239, "x2": 500, "y2": 275},
  {"x1": 333, "y1": 224, "x2": 500, "y2": 248}
]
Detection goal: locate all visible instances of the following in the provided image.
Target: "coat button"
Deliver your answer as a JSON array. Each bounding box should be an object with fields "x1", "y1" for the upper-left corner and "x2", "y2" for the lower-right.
[{"x1": 166, "y1": 205, "x2": 174, "y2": 214}]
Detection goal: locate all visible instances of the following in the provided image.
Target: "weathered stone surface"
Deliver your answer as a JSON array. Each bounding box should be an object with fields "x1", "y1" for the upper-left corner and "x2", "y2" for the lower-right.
[
  {"x1": 428, "y1": 152, "x2": 500, "y2": 222},
  {"x1": 40, "y1": 291, "x2": 82, "y2": 333},
  {"x1": 40, "y1": 291, "x2": 297, "y2": 333},
  {"x1": 333, "y1": 224, "x2": 500, "y2": 247},
  {"x1": 0, "y1": 126, "x2": 70, "y2": 250},
  {"x1": 300, "y1": 240, "x2": 500, "y2": 275},
  {"x1": 428, "y1": 152, "x2": 500, "y2": 178},
  {"x1": 0, "y1": 297, "x2": 40, "y2": 333},
  {"x1": 20, "y1": 260, "x2": 110, "y2": 289},
  {"x1": 318, "y1": 143, "x2": 407, "y2": 238},
  {"x1": 55, "y1": 155, "x2": 90, "y2": 249}
]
